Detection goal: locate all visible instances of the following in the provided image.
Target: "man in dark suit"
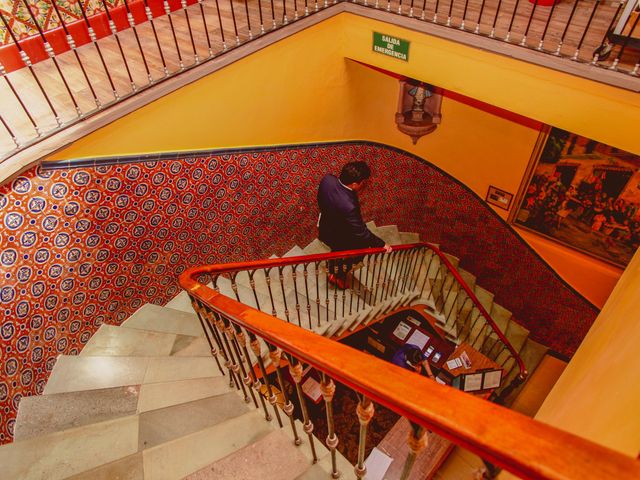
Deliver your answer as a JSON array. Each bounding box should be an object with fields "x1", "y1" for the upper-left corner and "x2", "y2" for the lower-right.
[{"x1": 317, "y1": 161, "x2": 392, "y2": 288}]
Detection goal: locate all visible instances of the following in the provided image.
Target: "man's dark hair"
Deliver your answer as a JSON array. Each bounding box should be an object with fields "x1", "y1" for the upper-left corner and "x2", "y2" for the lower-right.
[
  {"x1": 406, "y1": 347, "x2": 423, "y2": 367},
  {"x1": 339, "y1": 161, "x2": 371, "y2": 185}
]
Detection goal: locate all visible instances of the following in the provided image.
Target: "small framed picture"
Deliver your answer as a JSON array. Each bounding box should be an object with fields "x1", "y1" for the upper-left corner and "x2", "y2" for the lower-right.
[
  {"x1": 486, "y1": 186, "x2": 513, "y2": 211},
  {"x1": 482, "y1": 369, "x2": 503, "y2": 390},
  {"x1": 462, "y1": 373, "x2": 483, "y2": 392}
]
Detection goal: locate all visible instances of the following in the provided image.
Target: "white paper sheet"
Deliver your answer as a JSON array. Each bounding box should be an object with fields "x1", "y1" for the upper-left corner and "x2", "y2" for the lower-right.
[
  {"x1": 302, "y1": 377, "x2": 322, "y2": 402},
  {"x1": 364, "y1": 447, "x2": 393, "y2": 480},
  {"x1": 392, "y1": 322, "x2": 411, "y2": 341},
  {"x1": 406, "y1": 329, "x2": 430, "y2": 350}
]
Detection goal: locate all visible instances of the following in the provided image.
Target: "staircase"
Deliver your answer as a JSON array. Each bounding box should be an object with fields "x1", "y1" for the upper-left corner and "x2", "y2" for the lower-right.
[{"x1": 0, "y1": 225, "x2": 547, "y2": 479}]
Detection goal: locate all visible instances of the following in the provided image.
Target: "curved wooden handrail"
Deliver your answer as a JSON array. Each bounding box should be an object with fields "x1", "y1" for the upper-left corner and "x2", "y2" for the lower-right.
[
  {"x1": 179, "y1": 262, "x2": 640, "y2": 480},
  {"x1": 181, "y1": 243, "x2": 527, "y2": 380}
]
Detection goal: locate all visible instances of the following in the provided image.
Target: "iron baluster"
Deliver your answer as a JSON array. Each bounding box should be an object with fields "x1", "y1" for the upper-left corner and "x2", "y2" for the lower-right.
[
  {"x1": 592, "y1": 1, "x2": 623, "y2": 62},
  {"x1": 264, "y1": 268, "x2": 279, "y2": 318},
  {"x1": 461, "y1": 0, "x2": 470, "y2": 29},
  {"x1": 257, "y1": 0, "x2": 266, "y2": 33},
  {"x1": 303, "y1": 265, "x2": 313, "y2": 329},
  {"x1": 475, "y1": 0, "x2": 488, "y2": 33},
  {"x1": 250, "y1": 334, "x2": 284, "y2": 427},
  {"x1": 48, "y1": 0, "x2": 101, "y2": 108},
  {"x1": 421, "y1": 0, "x2": 427, "y2": 19},
  {"x1": 141, "y1": 0, "x2": 170, "y2": 75},
  {"x1": 490, "y1": 0, "x2": 503, "y2": 37},
  {"x1": 555, "y1": 0, "x2": 581, "y2": 55},
  {"x1": 288, "y1": 355, "x2": 318, "y2": 462},
  {"x1": 390, "y1": 250, "x2": 405, "y2": 298},
  {"x1": 341, "y1": 263, "x2": 347, "y2": 319},
  {"x1": 314, "y1": 261, "x2": 322, "y2": 326},
  {"x1": 433, "y1": 0, "x2": 441, "y2": 21},
  {"x1": 0, "y1": 60, "x2": 40, "y2": 137},
  {"x1": 446, "y1": 0, "x2": 454, "y2": 26},
  {"x1": 0, "y1": 114, "x2": 18, "y2": 148},
  {"x1": 236, "y1": 328, "x2": 272, "y2": 421},
  {"x1": 228, "y1": 323, "x2": 259, "y2": 408},
  {"x1": 572, "y1": 0, "x2": 602, "y2": 60},
  {"x1": 410, "y1": 248, "x2": 427, "y2": 292},
  {"x1": 373, "y1": 253, "x2": 385, "y2": 305},
  {"x1": 398, "y1": 0, "x2": 404, "y2": 15},
  {"x1": 248, "y1": 271, "x2": 263, "y2": 311},
  {"x1": 332, "y1": 263, "x2": 339, "y2": 321},
  {"x1": 122, "y1": 0, "x2": 154, "y2": 82},
  {"x1": 278, "y1": 267, "x2": 292, "y2": 323},
  {"x1": 22, "y1": 0, "x2": 82, "y2": 116},
  {"x1": 216, "y1": 314, "x2": 249, "y2": 399},
  {"x1": 269, "y1": 346, "x2": 302, "y2": 445},
  {"x1": 197, "y1": 0, "x2": 214, "y2": 56},
  {"x1": 610, "y1": 2, "x2": 640, "y2": 70},
  {"x1": 520, "y1": 0, "x2": 539, "y2": 46},
  {"x1": 207, "y1": 307, "x2": 239, "y2": 387},
  {"x1": 291, "y1": 268, "x2": 303, "y2": 327},
  {"x1": 444, "y1": 289, "x2": 462, "y2": 329},
  {"x1": 399, "y1": 423, "x2": 427, "y2": 480},
  {"x1": 538, "y1": 0, "x2": 560, "y2": 50},
  {"x1": 270, "y1": 0, "x2": 278, "y2": 29},
  {"x1": 293, "y1": 0, "x2": 299, "y2": 19},
  {"x1": 243, "y1": 0, "x2": 254, "y2": 38},
  {"x1": 99, "y1": 0, "x2": 137, "y2": 90},
  {"x1": 191, "y1": 299, "x2": 225, "y2": 376},
  {"x1": 283, "y1": 0, "x2": 289, "y2": 24},
  {"x1": 418, "y1": 248, "x2": 437, "y2": 297},
  {"x1": 354, "y1": 394, "x2": 375, "y2": 479},
  {"x1": 163, "y1": 0, "x2": 186, "y2": 68},
  {"x1": 320, "y1": 373, "x2": 340, "y2": 479},
  {"x1": 0, "y1": 12, "x2": 61, "y2": 126},
  {"x1": 213, "y1": 0, "x2": 228, "y2": 49},
  {"x1": 76, "y1": 0, "x2": 118, "y2": 98},
  {"x1": 305, "y1": 0, "x2": 310, "y2": 15},
  {"x1": 406, "y1": 248, "x2": 421, "y2": 294},
  {"x1": 410, "y1": 0, "x2": 416, "y2": 17},
  {"x1": 324, "y1": 261, "x2": 330, "y2": 324},
  {"x1": 180, "y1": 0, "x2": 201, "y2": 62},
  {"x1": 505, "y1": 0, "x2": 523, "y2": 42}
]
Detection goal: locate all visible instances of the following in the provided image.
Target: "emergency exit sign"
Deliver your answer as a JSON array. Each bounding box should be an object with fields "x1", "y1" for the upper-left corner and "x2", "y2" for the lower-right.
[{"x1": 372, "y1": 32, "x2": 409, "y2": 61}]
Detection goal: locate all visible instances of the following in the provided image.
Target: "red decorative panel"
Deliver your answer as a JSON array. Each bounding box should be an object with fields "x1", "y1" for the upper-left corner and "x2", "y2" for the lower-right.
[{"x1": 0, "y1": 142, "x2": 597, "y2": 443}]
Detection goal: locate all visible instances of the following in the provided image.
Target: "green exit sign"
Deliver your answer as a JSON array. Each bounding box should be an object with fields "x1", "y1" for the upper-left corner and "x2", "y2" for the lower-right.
[{"x1": 372, "y1": 32, "x2": 410, "y2": 61}]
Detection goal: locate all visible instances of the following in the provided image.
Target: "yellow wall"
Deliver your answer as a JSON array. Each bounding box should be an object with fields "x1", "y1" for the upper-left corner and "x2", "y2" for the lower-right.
[
  {"x1": 50, "y1": 19, "x2": 350, "y2": 159},
  {"x1": 535, "y1": 247, "x2": 640, "y2": 456},
  {"x1": 340, "y1": 14, "x2": 640, "y2": 156},
  {"x1": 51, "y1": 13, "x2": 636, "y2": 305}
]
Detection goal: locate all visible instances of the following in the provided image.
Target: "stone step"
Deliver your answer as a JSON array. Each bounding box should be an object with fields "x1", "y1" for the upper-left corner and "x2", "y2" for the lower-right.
[
  {"x1": 80, "y1": 325, "x2": 209, "y2": 358},
  {"x1": 138, "y1": 392, "x2": 251, "y2": 450},
  {"x1": 67, "y1": 453, "x2": 142, "y2": 480},
  {"x1": 164, "y1": 290, "x2": 197, "y2": 314},
  {"x1": 373, "y1": 224, "x2": 402, "y2": 246},
  {"x1": 44, "y1": 356, "x2": 222, "y2": 395},
  {"x1": 302, "y1": 239, "x2": 331, "y2": 255},
  {"x1": 489, "y1": 302, "x2": 512, "y2": 334},
  {"x1": 141, "y1": 410, "x2": 276, "y2": 480},
  {"x1": 137, "y1": 376, "x2": 232, "y2": 413},
  {"x1": 296, "y1": 446, "x2": 353, "y2": 479},
  {"x1": 399, "y1": 231, "x2": 421, "y2": 244},
  {"x1": 183, "y1": 429, "x2": 310, "y2": 480},
  {"x1": 0, "y1": 415, "x2": 139, "y2": 480},
  {"x1": 121, "y1": 304, "x2": 204, "y2": 337}
]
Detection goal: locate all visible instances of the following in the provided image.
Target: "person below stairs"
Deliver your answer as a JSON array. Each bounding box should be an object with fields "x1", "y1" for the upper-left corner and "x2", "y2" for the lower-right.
[
  {"x1": 391, "y1": 344, "x2": 436, "y2": 379},
  {"x1": 317, "y1": 161, "x2": 392, "y2": 289}
]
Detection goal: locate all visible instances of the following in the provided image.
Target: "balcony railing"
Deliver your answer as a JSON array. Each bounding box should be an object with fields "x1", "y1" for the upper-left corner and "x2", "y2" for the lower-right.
[
  {"x1": 0, "y1": 0, "x2": 638, "y2": 163},
  {"x1": 179, "y1": 244, "x2": 640, "y2": 480}
]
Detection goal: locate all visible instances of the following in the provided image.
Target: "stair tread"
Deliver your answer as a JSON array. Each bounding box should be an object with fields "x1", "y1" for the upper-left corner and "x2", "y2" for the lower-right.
[
  {"x1": 183, "y1": 429, "x2": 310, "y2": 480},
  {"x1": 122, "y1": 304, "x2": 204, "y2": 337},
  {"x1": 67, "y1": 453, "x2": 143, "y2": 480},
  {"x1": 14, "y1": 386, "x2": 140, "y2": 441},
  {"x1": 0, "y1": 415, "x2": 139, "y2": 480},
  {"x1": 141, "y1": 410, "x2": 276, "y2": 480},
  {"x1": 164, "y1": 291, "x2": 197, "y2": 314},
  {"x1": 399, "y1": 231, "x2": 420, "y2": 244},
  {"x1": 44, "y1": 356, "x2": 222, "y2": 395},
  {"x1": 80, "y1": 325, "x2": 206, "y2": 358},
  {"x1": 302, "y1": 239, "x2": 331, "y2": 255},
  {"x1": 373, "y1": 224, "x2": 402, "y2": 245}
]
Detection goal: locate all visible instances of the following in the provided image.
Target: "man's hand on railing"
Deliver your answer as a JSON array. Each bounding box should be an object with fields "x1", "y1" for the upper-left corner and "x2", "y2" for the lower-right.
[{"x1": 383, "y1": 243, "x2": 393, "y2": 253}]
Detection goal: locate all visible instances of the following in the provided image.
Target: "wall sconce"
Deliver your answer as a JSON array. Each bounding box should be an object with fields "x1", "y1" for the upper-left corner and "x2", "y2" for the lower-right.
[{"x1": 395, "y1": 80, "x2": 443, "y2": 144}]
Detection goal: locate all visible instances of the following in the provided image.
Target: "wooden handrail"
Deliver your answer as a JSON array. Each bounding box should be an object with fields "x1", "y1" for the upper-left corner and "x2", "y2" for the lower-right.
[
  {"x1": 179, "y1": 267, "x2": 640, "y2": 480},
  {"x1": 181, "y1": 243, "x2": 527, "y2": 380}
]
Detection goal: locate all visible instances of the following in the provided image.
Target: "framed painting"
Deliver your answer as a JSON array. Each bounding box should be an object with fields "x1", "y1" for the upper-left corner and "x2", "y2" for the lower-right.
[{"x1": 511, "y1": 127, "x2": 640, "y2": 268}]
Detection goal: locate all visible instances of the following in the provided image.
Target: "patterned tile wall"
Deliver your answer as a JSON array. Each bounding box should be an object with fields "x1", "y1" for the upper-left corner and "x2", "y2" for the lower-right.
[{"x1": 0, "y1": 141, "x2": 598, "y2": 443}]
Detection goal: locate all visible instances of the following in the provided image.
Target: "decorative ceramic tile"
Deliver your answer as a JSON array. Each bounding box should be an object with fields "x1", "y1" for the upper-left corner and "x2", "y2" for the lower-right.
[{"x1": 0, "y1": 141, "x2": 598, "y2": 443}]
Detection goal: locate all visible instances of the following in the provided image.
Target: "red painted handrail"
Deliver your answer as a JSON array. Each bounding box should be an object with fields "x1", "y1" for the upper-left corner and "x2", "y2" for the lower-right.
[
  {"x1": 180, "y1": 242, "x2": 527, "y2": 380},
  {"x1": 179, "y1": 252, "x2": 640, "y2": 480}
]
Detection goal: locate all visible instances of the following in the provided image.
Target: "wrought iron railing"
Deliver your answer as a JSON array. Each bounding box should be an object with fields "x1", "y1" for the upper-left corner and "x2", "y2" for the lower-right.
[
  {"x1": 0, "y1": 0, "x2": 638, "y2": 163},
  {"x1": 180, "y1": 244, "x2": 640, "y2": 480},
  {"x1": 189, "y1": 243, "x2": 528, "y2": 399}
]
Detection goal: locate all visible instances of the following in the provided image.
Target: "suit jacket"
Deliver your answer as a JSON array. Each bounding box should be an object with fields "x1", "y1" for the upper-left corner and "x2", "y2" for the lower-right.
[{"x1": 317, "y1": 174, "x2": 385, "y2": 251}]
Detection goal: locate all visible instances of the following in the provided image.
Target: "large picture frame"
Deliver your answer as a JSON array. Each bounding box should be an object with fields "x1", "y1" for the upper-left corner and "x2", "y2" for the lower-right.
[{"x1": 510, "y1": 127, "x2": 640, "y2": 268}]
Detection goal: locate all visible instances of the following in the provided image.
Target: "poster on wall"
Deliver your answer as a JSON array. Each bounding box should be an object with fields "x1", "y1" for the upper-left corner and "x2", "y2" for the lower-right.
[{"x1": 512, "y1": 128, "x2": 640, "y2": 268}]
